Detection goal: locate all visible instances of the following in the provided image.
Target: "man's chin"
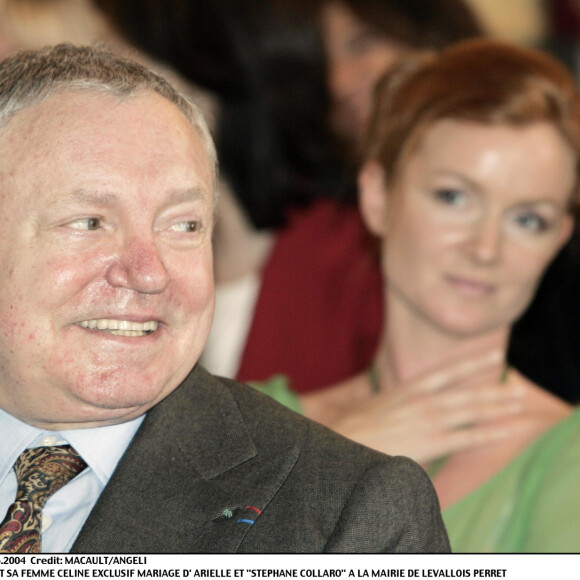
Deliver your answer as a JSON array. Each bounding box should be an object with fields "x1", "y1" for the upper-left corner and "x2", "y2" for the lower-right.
[
  {"x1": 28, "y1": 394, "x2": 163, "y2": 430},
  {"x1": 49, "y1": 372, "x2": 185, "y2": 427}
]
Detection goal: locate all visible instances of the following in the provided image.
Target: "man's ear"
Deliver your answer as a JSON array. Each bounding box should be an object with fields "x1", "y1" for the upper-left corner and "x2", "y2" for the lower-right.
[{"x1": 358, "y1": 161, "x2": 389, "y2": 236}]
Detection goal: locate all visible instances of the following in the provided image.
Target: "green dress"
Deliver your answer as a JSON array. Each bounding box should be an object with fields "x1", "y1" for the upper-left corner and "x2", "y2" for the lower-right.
[
  {"x1": 440, "y1": 408, "x2": 580, "y2": 552},
  {"x1": 251, "y1": 375, "x2": 580, "y2": 552}
]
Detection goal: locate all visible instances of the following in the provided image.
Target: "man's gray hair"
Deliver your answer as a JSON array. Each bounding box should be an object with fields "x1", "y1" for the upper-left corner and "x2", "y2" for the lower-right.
[{"x1": 0, "y1": 43, "x2": 218, "y2": 192}]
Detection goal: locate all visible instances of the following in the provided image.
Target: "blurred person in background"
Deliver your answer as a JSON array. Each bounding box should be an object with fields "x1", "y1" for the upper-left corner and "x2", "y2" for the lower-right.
[
  {"x1": 0, "y1": 0, "x2": 217, "y2": 121},
  {"x1": 303, "y1": 39, "x2": 580, "y2": 552},
  {"x1": 320, "y1": 0, "x2": 482, "y2": 157},
  {"x1": 0, "y1": 0, "x2": 110, "y2": 58},
  {"x1": 463, "y1": 0, "x2": 548, "y2": 47}
]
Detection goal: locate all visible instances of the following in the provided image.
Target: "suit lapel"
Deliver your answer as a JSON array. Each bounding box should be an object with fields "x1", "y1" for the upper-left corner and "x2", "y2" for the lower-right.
[{"x1": 71, "y1": 367, "x2": 299, "y2": 553}]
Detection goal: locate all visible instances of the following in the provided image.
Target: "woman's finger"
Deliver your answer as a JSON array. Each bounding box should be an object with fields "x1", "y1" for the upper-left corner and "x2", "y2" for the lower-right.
[{"x1": 407, "y1": 349, "x2": 504, "y2": 394}]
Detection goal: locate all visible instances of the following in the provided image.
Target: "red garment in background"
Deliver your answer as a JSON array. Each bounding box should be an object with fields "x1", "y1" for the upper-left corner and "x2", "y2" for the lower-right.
[{"x1": 236, "y1": 198, "x2": 384, "y2": 393}]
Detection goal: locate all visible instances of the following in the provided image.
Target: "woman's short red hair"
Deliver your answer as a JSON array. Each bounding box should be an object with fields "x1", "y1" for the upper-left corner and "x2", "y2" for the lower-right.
[{"x1": 364, "y1": 38, "x2": 580, "y2": 211}]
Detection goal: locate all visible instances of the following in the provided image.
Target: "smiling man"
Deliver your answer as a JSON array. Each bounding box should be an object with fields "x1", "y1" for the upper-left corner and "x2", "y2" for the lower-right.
[{"x1": 0, "y1": 44, "x2": 449, "y2": 553}]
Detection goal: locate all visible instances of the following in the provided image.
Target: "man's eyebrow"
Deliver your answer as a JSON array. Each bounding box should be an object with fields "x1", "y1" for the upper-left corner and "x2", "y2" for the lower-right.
[
  {"x1": 163, "y1": 187, "x2": 209, "y2": 207},
  {"x1": 48, "y1": 189, "x2": 119, "y2": 209},
  {"x1": 47, "y1": 187, "x2": 209, "y2": 209}
]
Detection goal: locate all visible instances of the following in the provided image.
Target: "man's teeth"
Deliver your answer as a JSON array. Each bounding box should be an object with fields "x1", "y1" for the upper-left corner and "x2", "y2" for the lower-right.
[{"x1": 76, "y1": 319, "x2": 159, "y2": 336}]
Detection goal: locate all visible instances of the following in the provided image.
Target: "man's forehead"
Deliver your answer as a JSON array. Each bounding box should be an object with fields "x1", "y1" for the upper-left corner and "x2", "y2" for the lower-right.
[
  {"x1": 0, "y1": 89, "x2": 214, "y2": 205},
  {"x1": 0, "y1": 89, "x2": 201, "y2": 156},
  {"x1": 0, "y1": 88, "x2": 192, "y2": 139}
]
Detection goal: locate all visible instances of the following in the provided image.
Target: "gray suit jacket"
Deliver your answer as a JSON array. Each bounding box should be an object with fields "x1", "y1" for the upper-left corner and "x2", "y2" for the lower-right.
[{"x1": 71, "y1": 366, "x2": 450, "y2": 553}]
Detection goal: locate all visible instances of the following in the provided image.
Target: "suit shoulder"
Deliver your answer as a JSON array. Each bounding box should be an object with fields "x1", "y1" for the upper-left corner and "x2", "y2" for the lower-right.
[
  {"x1": 219, "y1": 379, "x2": 428, "y2": 481},
  {"x1": 217, "y1": 377, "x2": 450, "y2": 552},
  {"x1": 192, "y1": 371, "x2": 449, "y2": 552}
]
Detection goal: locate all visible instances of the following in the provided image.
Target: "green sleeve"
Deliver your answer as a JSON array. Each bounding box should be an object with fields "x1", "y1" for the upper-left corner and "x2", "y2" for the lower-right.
[
  {"x1": 443, "y1": 409, "x2": 580, "y2": 552},
  {"x1": 512, "y1": 410, "x2": 580, "y2": 552},
  {"x1": 248, "y1": 374, "x2": 303, "y2": 414}
]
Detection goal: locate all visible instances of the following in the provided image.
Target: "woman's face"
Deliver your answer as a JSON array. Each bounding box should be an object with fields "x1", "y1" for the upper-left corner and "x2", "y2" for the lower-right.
[
  {"x1": 360, "y1": 119, "x2": 576, "y2": 337},
  {"x1": 321, "y1": 1, "x2": 407, "y2": 144}
]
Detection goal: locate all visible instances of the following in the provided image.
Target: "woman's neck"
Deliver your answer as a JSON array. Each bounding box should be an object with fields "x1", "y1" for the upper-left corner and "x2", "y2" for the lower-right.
[
  {"x1": 377, "y1": 292, "x2": 509, "y2": 390},
  {"x1": 212, "y1": 182, "x2": 275, "y2": 284}
]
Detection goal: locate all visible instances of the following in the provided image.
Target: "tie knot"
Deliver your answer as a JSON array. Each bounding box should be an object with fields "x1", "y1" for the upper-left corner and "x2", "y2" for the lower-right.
[{"x1": 14, "y1": 445, "x2": 87, "y2": 509}]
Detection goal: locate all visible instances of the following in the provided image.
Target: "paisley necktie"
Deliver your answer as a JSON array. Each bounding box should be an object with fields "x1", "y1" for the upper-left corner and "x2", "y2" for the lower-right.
[{"x1": 0, "y1": 445, "x2": 87, "y2": 553}]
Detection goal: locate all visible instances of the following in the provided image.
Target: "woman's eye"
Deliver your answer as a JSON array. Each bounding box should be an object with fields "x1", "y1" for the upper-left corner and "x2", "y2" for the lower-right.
[
  {"x1": 170, "y1": 220, "x2": 201, "y2": 233},
  {"x1": 68, "y1": 217, "x2": 102, "y2": 230},
  {"x1": 434, "y1": 189, "x2": 466, "y2": 207},
  {"x1": 514, "y1": 212, "x2": 548, "y2": 233}
]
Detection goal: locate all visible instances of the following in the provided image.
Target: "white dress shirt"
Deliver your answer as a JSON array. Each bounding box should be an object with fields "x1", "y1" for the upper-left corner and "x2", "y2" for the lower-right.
[{"x1": 0, "y1": 408, "x2": 144, "y2": 552}]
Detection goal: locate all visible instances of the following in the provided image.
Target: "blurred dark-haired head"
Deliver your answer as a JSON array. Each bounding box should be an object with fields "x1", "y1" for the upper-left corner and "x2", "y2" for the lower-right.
[
  {"x1": 320, "y1": 0, "x2": 482, "y2": 147},
  {"x1": 98, "y1": 0, "x2": 345, "y2": 229}
]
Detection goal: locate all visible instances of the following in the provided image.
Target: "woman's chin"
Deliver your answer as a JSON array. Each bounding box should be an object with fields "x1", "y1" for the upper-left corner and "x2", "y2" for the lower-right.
[{"x1": 429, "y1": 309, "x2": 508, "y2": 339}]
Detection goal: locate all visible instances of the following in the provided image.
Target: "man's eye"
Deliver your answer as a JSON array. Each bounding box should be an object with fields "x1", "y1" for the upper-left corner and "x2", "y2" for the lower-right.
[
  {"x1": 170, "y1": 221, "x2": 201, "y2": 233},
  {"x1": 515, "y1": 212, "x2": 548, "y2": 233},
  {"x1": 68, "y1": 217, "x2": 102, "y2": 230},
  {"x1": 434, "y1": 189, "x2": 466, "y2": 207}
]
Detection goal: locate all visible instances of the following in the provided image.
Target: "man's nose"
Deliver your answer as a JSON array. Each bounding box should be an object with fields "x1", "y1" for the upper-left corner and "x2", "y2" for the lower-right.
[
  {"x1": 467, "y1": 216, "x2": 503, "y2": 265},
  {"x1": 105, "y1": 235, "x2": 170, "y2": 294}
]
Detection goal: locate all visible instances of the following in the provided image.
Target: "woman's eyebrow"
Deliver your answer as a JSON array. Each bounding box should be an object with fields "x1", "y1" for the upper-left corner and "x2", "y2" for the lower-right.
[{"x1": 431, "y1": 170, "x2": 483, "y2": 193}]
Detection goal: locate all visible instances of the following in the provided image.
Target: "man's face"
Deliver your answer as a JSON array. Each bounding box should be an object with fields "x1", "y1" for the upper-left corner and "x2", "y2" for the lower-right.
[{"x1": 0, "y1": 90, "x2": 215, "y2": 429}]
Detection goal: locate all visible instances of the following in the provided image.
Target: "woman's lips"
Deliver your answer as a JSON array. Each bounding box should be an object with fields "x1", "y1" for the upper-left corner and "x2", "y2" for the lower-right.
[{"x1": 444, "y1": 275, "x2": 496, "y2": 297}]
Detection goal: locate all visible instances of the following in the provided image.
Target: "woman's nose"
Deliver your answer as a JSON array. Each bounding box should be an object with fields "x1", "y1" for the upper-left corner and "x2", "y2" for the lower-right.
[{"x1": 467, "y1": 217, "x2": 503, "y2": 265}]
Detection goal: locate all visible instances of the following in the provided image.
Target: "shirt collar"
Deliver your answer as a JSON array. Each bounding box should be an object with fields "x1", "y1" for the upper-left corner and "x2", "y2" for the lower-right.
[
  {"x1": 61, "y1": 418, "x2": 144, "y2": 484},
  {"x1": 0, "y1": 408, "x2": 39, "y2": 487},
  {"x1": 0, "y1": 407, "x2": 144, "y2": 486}
]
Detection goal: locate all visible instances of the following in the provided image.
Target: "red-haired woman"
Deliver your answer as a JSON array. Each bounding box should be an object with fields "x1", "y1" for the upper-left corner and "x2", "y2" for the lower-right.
[{"x1": 304, "y1": 39, "x2": 580, "y2": 552}]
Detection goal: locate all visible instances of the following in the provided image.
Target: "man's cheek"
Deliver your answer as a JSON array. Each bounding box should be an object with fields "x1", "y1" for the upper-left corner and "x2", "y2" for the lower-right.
[
  {"x1": 42, "y1": 253, "x2": 96, "y2": 288},
  {"x1": 0, "y1": 296, "x2": 35, "y2": 345},
  {"x1": 171, "y1": 259, "x2": 214, "y2": 310}
]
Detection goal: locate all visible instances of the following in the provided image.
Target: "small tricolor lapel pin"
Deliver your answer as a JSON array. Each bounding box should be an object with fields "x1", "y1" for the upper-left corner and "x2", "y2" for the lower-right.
[{"x1": 213, "y1": 505, "x2": 263, "y2": 525}]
